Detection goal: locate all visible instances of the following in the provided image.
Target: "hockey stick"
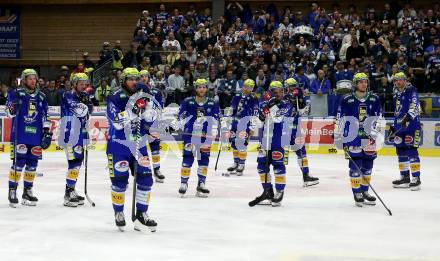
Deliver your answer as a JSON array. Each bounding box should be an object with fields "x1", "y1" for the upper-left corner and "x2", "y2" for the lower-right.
[
  {"x1": 344, "y1": 150, "x2": 393, "y2": 216},
  {"x1": 214, "y1": 120, "x2": 225, "y2": 171},
  {"x1": 214, "y1": 139, "x2": 222, "y2": 171},
  {"x1": 84, "y1": 146, "x2": 95, "y2": 207},
  {"x1": 12, "y1": 93, "x2": 21, "y2": 192},
  {"x1": 131, "y1": 111, "x2": 142, "y2": 222}
]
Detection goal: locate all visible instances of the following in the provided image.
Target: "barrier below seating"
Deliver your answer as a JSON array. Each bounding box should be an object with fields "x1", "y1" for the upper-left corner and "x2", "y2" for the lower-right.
[{"x1": 0, "y1": 106, "x2": 438, "y2": 157}]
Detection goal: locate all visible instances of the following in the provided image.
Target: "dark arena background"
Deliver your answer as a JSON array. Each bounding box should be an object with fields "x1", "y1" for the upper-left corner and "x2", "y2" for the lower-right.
[{"x1": 0, "y1": 1, "x2": 439, "y2": 260}]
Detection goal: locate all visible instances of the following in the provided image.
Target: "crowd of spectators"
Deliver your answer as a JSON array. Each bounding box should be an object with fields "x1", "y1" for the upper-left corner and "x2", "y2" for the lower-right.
[{"x1": 1, "y1": 1, "x2": 440, "y2": 117}]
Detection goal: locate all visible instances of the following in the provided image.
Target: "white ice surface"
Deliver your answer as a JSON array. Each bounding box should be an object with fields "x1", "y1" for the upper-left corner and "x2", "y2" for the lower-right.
[{"x1": 0, "y1": 151, "x2": 439, "y2": 261}]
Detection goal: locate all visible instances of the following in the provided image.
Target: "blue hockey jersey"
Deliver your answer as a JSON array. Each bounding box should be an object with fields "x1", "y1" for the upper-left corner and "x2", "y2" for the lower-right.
[
  {"x1": 178, "y1": 96, "x2": 220, "y2": 143},
  {"x1": 231, "y1": 93, "x2": 259, "y2": 120},
  {"x1": 393, "y1": 84, "x2": 422, "y2": 131},
  {"x1": 258, "y1": 98, "x2": 296, "y2": 149},
  {"x1": 60, "y1": 91, "x2": 93, "y2": 146},
  {"x1": 6, "y1": 88, "x2": 50, "y2": 146},
  {"x1": 336, "y1": 92, "x2": 382, "y2": 147},
  {"x1": 106, "y1": 88, "x2": 158, "y2": 154}
]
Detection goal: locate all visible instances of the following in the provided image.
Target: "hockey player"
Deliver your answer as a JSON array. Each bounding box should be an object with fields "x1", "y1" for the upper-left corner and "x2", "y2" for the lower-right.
[
  {"x1": 389, "y1": 72, "x2": 422, "y2": 190},
  {"x1": 174, "y1": 78, "x2": 220, "y2": 197},
  {"x1": 226, "y1": 79, "x2": 259, "y2": 176},
  {"x1": 335, "y1": 73, "x2": 382, "y2": 207},
  {"x1": 106, "y1": 67, "x2": 157, "y2": 232},
  {"x1": 60, "y1": 73, "x2": 93, "y2": 207},
  {"x1": 6, "y1": 69, "x2": 52, "y2": 207},
  {"x1": 139, "y1": 69, "x2": 165, "y2": 183},
  {"x1": 284, "y1": 78, "x2": 319, "y2": 186},
  {"x1": 249, "y1": 80, "x2": 296, "y2": 207}
]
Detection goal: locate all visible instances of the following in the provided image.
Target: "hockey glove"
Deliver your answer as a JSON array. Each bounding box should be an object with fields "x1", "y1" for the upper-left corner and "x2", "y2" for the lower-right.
[
  {"x1": 387, "y1": 125, "x2": 396, "y2": 143},
  {"x1": 400, "y1": 114, "x2": 411, "y2": 128},
  {"x1": 41, "y1": 128, "x2": 53, "y2": 150},
  {"x1": 132, "y1": 97, "x2": 147, "y2": 115}
]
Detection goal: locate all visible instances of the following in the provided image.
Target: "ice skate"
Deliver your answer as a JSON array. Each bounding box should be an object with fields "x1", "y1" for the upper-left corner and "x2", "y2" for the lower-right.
[
  {"x1": 22, "y1": 187, "x2": 38, "y2": 206},
  {"x1": 134, "y1": 210, "x2": 157, "y2": 233}
]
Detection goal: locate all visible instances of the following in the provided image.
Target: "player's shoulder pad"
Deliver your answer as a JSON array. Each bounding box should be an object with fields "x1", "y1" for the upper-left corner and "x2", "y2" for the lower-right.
[
  {"x1": 342, "y1": 93, "x2": 354, "y2": 103},
  {"x1": 38, "y1": 90, "x2": 47, "y2": 99},
  {"x1": 182, "y1": 97, "x2": 194, "y2": 106},
  {"x1": 15, "y1": 88, "x2": 26, "y2": 96},
  {"x1": 368, "y1": 92, "x2": 380, "y2": 101},
  {"x1": 206, "y1": 97, "x2": 216, "y2": 106}
]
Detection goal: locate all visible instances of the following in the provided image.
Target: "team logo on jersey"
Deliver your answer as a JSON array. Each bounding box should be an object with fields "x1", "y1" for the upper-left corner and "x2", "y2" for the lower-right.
[
  {"x1": 114, "y1": 160, "x2": 129, "y2": 172},
  {"x1": 74, "y1": 145, "x2": 83, "y2": 154},
  {"x1": 138, "y1": 156, "x2": 150, "y2": 167},
  {"x1": 24, "y1": 126, "x2": 37, "y2": 134},
  {"x1": 24, "y1": 100, "x2": 39, "y2": 124},
  {"x1": 31, "y1": 146, "x2": 42, "y2": 156},
  {"x1": 16, "y1": 144, "x2": 27, "y2": 154},
  {"x1": 196, "y1": 108, "x2": 205, "y2": 119},
  {"x1": 272, "y1": 151, "x2": 283, "y2": 160},
  {"x1": 358, "y1": 105, "x2": 367, "y2": 122},
  {"x1": 404, "y1": 135, "x2": 413, "y2": 144},
  {"x1": 394, "y1": 136, "x2": 402, "y2": 144}
]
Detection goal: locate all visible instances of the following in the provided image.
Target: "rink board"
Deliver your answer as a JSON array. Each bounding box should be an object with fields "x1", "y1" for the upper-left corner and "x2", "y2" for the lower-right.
[{"x1": 0, "y1": 106, "x2": 439, "y2": 157}]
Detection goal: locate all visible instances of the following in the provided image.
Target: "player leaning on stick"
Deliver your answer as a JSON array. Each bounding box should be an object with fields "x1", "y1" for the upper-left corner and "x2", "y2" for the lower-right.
[
  {"x1": 283, "y1": 78, "x2": 319, "y2": 187},
  {"x1": 5, "y1": 69, "x2": 52, "y2": 207},
  {"x1": 249, "y1": 81, "x2": 295, "y2": 207},
  {"x1": 172, "y1": 78, "x2": 220, "y2": 197},
  {"x1": 334, "y1": 73, "x2": 383, "y2": 207},
  {"x1": 389, "y1": 72, "x2": 422, "y2": 190},
  {"x1": 226, "y1": 79, "x2": 259, "y2": 176},
  {"x1": 106, "y1": 68, "x2": 157, "y2": 232},
  {"x1": 60, "y1": 73, "x2": 94, "y2": 207}
]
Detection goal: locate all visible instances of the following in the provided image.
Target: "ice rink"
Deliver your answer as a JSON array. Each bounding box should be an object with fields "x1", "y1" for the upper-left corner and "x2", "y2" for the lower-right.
[{"x1": 0, "y1": 150, "x2": 439, "y2": 261}]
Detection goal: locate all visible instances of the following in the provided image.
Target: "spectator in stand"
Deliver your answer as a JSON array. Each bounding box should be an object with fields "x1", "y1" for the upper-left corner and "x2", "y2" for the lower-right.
[
  {"x1": 294, "y1": 65, "x2": 310, "y2": 91},
  {"x1": 186, "y1": 46, "x2": 197, "y2": 64},
  {"x1": 44, "y1": 80, "x2": 62, "y2": 106},
  {"x1": 346, "y1": 38, "x2": 366, "y2": 64},
  {"x1": 38, "y1": 78, "x2": 45, "y2": 89},
  {"x1": 60, "y1": 66, "x2": 70, "y2": 79},
  {"x1": 377, "y1": 76, "x2": 394, "y2": 116},
  {"x1": 95, "y1": 79, "x2": 111, "y2": 106},
  {"x1": 98, "y1": 42, "x2": 112, "y2": 65},
  {"x1": 225, "y1": 2, "x2": 244, "y2": 23},
  {"x1": 122, "y1": 42, "x2": 142, "y2": 68},
  {"x1": 0, "y1": 82, "x2": 8, "y2": 105},
  {"x1": 334, "y1": 61, "x2": 354, "y2": 82},
  {"x1": 112, "y1": 40, "x2": 124, "y2": 70},
  {"x1": 155, "y1": 4, "x2": 170, "y2": 25},
  {"x1": 173, "y1": 52, "x2": 190, "y2": 74},
  {"x1": 166, "y1": 66, "x2": 185, "y2": 105},
  {"x1": 311, "y1": 70, "x2": 331, "y2": 95},
  {"x1": 194, "y1": 60, "x2": 208, "y2": 80},
  {"x1": 218, "y1": 70, "x2": 239, "y2": 109},
  {"x1": 310, "y1": 70, "x2": 331, "y2": 116},
  {"x1": 162, "y1": 32, "x2": 181, "y2": 52},
  {"x1": 59, "y1": 80, "x2": 72, "y2": 96},
  {"x1": 82, "y1": 52, "x2": 95, "y2": 69},
  {"x1": 151, "y1": 71, "x2": 168, "y2": 95}
]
